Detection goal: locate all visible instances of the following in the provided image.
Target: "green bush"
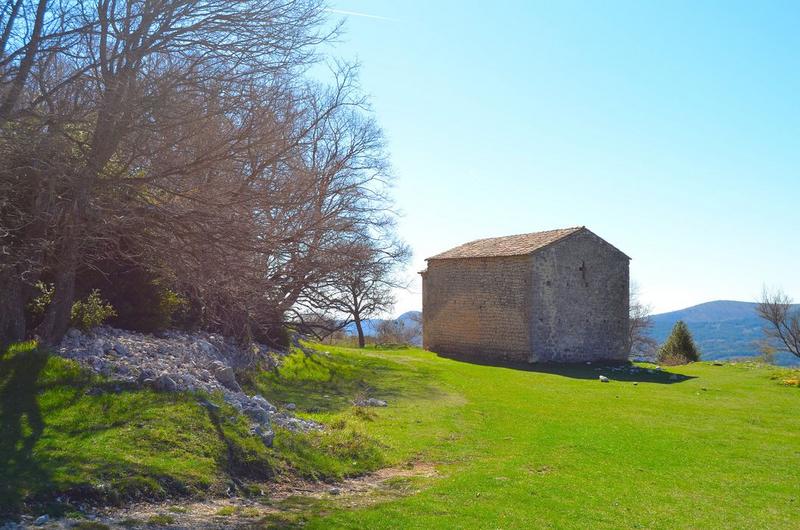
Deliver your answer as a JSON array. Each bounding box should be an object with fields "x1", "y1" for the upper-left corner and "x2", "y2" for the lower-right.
[
  {"x1": 70, "y1": 289, "x2": 117, "y2": 331},
  {"x1": 657, "y1": 320, "x2": 700, "y2": 364},
  {"x1": 26, "y1": 282, "x2": 54, "y2": 318}
]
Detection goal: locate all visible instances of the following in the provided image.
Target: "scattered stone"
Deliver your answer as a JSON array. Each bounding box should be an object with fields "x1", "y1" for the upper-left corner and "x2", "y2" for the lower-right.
[
  {"x1": 33, "y1": 514, "x2": 49, "y2": 526},
  {"x1": 195, "y1": 339, "x2": 217, "y2": 356},
  {"x1": 211, "y1": 364, "x2": 241, "y2": 392},
  {"x1": 599, "y1": 375, "x2": 610, "y2": 383},
  {"x1": 355, "y1": 398, "x2": 388, "y2": 407},
  {"x1": 243, "y1": 405, "x2": 271, "y2": 424},
  {"x1": 251, "y1": 394, "x2": 277, "y2": 412},
  {"x1": 114, "y1": 342, "x2": 130, "y2": 356},
  {"x1": 67, "y1": 328, "x2": 82, "y2": 339},
  {"x1": 713, "y1": 362, "x2": 724, "y2": 366},
  {"x1": 90, "y1": 339, "x2": 106, "y2": 356},
  {"x1": 154, "y1": 374, "x2": 178, "y2": 392},
  {"x1": 655, "y1": 366, "x2": 662, "y2": 371},
  {"x1": 253, "y1": 424, "x2": 275, "y2": 448},
  {"x1": 285, "y1": 402, "x2": 297, "y2": 411},
  {"x1": 137, "y1": 369, "x2": 157, "y2": 385},
  {"x1": 329, "y1": 487, "x2": 341, "y2": 495},
  {"x1": 633, "y1": 382, "x2": 639, "y2": 386}
]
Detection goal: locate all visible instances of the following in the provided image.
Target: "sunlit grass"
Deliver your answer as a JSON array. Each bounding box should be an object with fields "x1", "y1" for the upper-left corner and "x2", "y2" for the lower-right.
[{"x1": 251, "y1": 344, "x2": 800, "y2": 529}]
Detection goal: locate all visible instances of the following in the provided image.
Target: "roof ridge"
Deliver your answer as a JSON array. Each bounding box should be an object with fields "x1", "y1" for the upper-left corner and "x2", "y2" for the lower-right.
[
  {"x1": 426, "y1": 226, "x2": 586, "y2": 261},
  {"x1": 463, "y1": 226, "x2": 584, "y2": 244}
]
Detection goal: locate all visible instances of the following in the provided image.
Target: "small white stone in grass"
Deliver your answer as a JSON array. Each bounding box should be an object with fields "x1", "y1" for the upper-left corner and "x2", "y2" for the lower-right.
[{"x1": 599, "y1": 375, "x2": 609, "y2": 383}]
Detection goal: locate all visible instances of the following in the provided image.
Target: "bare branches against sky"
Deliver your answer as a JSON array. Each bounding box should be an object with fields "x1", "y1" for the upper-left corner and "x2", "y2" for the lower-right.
[{"x1": 325, "y1": 7, "x2": 397, "y2": 22}]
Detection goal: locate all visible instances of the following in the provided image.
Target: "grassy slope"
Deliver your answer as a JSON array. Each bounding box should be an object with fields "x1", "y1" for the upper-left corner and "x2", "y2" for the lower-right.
[
  {"x1": 3, "y1": 340, "x2": 800, "y2": 528},
  {"x1": 0, "y1": 342, "x2": 377, "y2": 519},
  {"x1": 0, "y1": 341, "x2": 276, "y2": 517},
  {"x1": 253, "y1": 345, "x2": 800, "y2": 529}
]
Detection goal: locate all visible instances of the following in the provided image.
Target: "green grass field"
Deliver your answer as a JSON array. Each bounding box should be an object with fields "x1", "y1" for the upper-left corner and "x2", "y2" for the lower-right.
[
  {"x1": 2, "y1": 341, "x2": 800, "y2": 528},
  {"x1": 254, "y1": 345, "x2": 800, "y2": 529}
]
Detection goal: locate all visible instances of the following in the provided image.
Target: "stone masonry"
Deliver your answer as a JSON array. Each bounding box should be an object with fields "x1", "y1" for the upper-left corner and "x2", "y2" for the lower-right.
[{"x1": 421, "y1": 227, "x2": 630, "y2": 363}]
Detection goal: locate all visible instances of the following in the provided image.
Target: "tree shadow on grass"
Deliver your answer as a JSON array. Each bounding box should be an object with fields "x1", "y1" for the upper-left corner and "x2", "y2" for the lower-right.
[
  {"x1": 0, "y1": 346, "x2": 192, "y2": 519},
  {"x1": 434, "y1": 351, "x2": 696, "y2": 384},
  {"x1": 251, "y1": 351, "x2": 452, "y2": 415},
  {"x1": 0, "y1": 345, "x2": 50, "y2": 518}
]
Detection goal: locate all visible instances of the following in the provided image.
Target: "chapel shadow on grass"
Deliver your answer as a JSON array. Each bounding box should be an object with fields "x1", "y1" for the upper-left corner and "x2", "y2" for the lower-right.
[{"x1": 434, "y1": 351, "x2": 696, "y2": 384}]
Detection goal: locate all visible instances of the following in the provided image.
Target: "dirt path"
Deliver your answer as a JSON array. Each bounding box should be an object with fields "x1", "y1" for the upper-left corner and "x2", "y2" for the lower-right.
[{"x1": 38, "y1": 462, "x2": 439, "y2": 529}]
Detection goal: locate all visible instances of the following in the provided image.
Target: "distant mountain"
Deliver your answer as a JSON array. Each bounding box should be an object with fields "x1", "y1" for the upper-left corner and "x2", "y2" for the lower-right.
[
  {"x1": 343, "y1": 310, "x2": 422, "y2": 345},
  {"x1": 648, "y1": 300, "x2": 798, "y2": 366}
]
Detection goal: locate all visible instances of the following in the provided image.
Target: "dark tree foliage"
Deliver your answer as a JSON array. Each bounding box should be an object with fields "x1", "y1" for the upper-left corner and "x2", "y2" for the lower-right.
[
  {"x1": 657, "y1": 320, "x2": 700, "y2": 364},
  {"x1": 75, "y1": 260, "x2": 185, "y2": 333}
]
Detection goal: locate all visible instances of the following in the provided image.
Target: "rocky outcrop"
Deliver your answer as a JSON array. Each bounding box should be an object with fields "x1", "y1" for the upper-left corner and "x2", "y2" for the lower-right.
[{"x1": 57, "y1": 326, "x2": 321, "y2": 441}]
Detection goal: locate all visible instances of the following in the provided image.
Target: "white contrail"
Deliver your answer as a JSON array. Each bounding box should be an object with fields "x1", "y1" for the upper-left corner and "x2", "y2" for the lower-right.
[{"x1": 325, "y1": 8, "x2": 396, "y2": 21}]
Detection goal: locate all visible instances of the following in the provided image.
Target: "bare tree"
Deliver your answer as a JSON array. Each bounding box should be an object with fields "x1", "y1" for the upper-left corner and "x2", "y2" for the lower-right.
[
  {"x1": 757, "y1": 287, "x2": 800, "y2": 359},
  {"x1": 0, "y1": 0, "x2": 361, "y2": 346},
  {"x1": 299, "y1": 238, "x2": 410, "y2": 348},
  {"x1": 0, "y1": 0, "x2": 406, "y2": 354},
  {"x1": 375, "y1": 317, "x2": 419, "y2": 346},
  {"x1": 628, "y1": 282, "x2": 657, "y2": 360}
]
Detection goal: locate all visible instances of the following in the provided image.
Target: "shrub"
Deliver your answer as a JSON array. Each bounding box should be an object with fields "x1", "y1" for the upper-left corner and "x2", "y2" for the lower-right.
[
  {"x1": 26, "y1": 282, "x2": 54, "y2": 318},
  {"x1": 657, "y1": 320, "x2": 700, "y2": 364},
  {"x1": 70, "y1": 289, "x2": 117, "y2": 331}
]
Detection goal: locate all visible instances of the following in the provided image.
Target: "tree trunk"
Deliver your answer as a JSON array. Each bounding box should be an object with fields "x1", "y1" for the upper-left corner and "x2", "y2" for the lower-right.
[
  {"x1": 354, "y1": 315, "x2": 365, "y2": 348},
  {"x1": 0, "y1": 269, "x2": 27, "y2": 348},
  {"x1": 35, "y1": 237, "x2": 77, "y2": 344}
]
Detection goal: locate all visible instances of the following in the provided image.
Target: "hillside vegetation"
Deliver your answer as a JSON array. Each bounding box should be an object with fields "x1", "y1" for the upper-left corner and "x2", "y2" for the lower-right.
[{"x1": 3, "y1": 342, "x2": 800, "y2": 528}]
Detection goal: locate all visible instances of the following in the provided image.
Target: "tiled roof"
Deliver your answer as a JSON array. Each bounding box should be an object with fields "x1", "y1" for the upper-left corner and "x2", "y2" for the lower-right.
[{"x1": 427, "y1": 227, "x2": 585, "y2": 260}]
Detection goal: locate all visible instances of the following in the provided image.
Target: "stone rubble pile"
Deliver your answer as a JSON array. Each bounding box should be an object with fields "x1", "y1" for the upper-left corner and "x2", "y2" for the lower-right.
[{"x1": 57, "y1": 326, "x2": 322, "y2": 445}]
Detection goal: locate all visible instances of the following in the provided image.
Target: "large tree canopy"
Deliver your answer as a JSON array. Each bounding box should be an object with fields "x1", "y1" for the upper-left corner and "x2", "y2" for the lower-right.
[{"x1": 0, "y1": 0, "x2": 406, "y2": 349}]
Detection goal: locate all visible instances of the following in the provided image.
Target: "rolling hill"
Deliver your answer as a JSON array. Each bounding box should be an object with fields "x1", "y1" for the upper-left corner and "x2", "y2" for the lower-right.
[{"x1": 647, "y1": 300, "x2": 799, "y2": 366}]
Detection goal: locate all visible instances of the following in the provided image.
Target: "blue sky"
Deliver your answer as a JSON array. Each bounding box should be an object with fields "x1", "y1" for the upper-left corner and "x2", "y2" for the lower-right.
[{"x1": 324, "y1": 1, "x2": 800, "y2": 316}]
